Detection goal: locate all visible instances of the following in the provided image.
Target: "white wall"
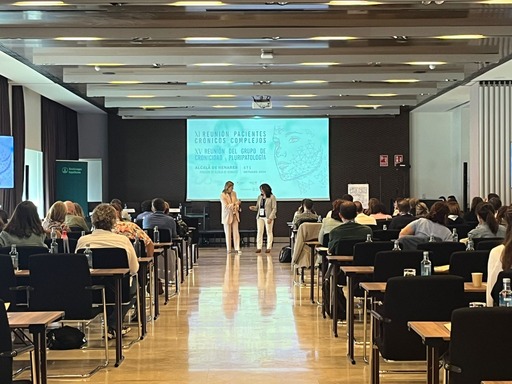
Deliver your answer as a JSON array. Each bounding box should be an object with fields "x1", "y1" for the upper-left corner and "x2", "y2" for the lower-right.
[{"x1": 24, "y1": 88, "x2": 41, "y2": 151}]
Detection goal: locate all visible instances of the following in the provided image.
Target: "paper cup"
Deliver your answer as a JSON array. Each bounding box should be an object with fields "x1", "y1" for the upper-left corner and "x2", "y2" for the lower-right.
[{"x1": 471, "y1": 272, "x2": 483, "y2": 288}]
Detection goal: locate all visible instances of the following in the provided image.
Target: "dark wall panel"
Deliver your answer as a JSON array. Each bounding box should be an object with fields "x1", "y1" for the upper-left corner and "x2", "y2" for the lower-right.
[{"x1": 107, "y1": 112, "x2": 409, "y2": 236}]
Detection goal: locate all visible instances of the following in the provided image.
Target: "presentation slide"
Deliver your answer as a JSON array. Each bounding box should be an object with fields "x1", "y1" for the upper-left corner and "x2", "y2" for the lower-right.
[
  {"x1": 187, "y1": 118, "x2": 329, "y2": 201},
  {"x1": 0, "y1": 136, "x2": 14, "y2": 189}
]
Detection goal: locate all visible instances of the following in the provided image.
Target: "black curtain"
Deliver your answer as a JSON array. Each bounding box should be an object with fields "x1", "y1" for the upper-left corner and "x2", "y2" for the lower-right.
[
  {"x1": 0, "y1": 76, "x2": 12, "y2": 214},
  {"x1": 41, "y1": 96, "x2": 78, "y2": 211}
]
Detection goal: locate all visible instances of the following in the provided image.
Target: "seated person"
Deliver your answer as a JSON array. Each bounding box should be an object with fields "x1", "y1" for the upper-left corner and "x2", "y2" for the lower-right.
[
  {"x1": 136, "y1": 200, "x2": 152, "y2": 221},
  {"x1": 354, "y1": 201, "x2": 377, "y2": 226},
  {"x1": 111, "y1": 202, "x2": 154, "y2": 256},
  {"x1": 447, "y1": 200, "x2": 465, "y2": 225},
  {"x1": 318, "y1": 199, "x2": 343, "y2": 244},
  {"x1": 143, "y1": 197, "x2": 178, "y2": 238},
  {"x1": 366, "y1": 198, "x2": 392, "y2": 220},
  {"x1": 389, "y1": 198, "x2": 416, "y2": 230},
  {"x1": 464, "y1": 196, "x2": 483, "y2": 223},
  {"x1": 42, "y1": 200, "x2": 70, "y2": 236},
  {"x1": 64, "y1": 200, "x2": 89, "y2": 231},
  {"x1": 328, "y1": 201, "x2": 373, "y2": 255},
  {"x1": 398, "y1": 201, "x2": 452, "y2": 250},
  {"x1": 76, "y1": 204, "x2": 139, "y2": 339},
  {"x1": 414, "y1": 201, "x2": 429, "y2": 218},
  {"x1": 468, "y1": 202, "x2": 506, "y2": 239},
  {"x1": 292, "y1": 199, "x2": 319, "y2": 229},
  {"x1": 111, "y1": 198, "x2": 132, "y2": 221},
  {"x1": 0, "y1": 201, "x2": 47, "y2": 247}
]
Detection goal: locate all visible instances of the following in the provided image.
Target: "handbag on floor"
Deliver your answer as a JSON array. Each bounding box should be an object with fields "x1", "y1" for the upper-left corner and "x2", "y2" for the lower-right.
[
  {"x1": 47, "y1": 326, "x2": 86, "y2": 350},
  {"x1": 278, "y1": 246, "x2": 292, "y2": 263}
]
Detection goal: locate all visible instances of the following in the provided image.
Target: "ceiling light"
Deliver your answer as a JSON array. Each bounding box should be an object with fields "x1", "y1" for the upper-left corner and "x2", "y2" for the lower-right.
[
  {"x1": 255, "y1": 81, "x2": 272, "y2": 85},
  {"x1": 300, "y1": 62, "x2": 339, "y2": 66},
  {"x1": 184, "y1": 37, "x2": 229, "y2": 41},
  {"x1": 293, "y1": 80, "x2": 327, "y2": 84},
  {"x1": 367, "y1": 93, "x2": 397, "y2": 97},
  {"x1": 435, "y1": 34, "x2": 486, "y2": 40},
  {"x1": 87, "y1": 63, "x2": 124, "y2": 67},
  {"x1": 310, "y1": 36, "x2": 356, "y2": 41},
  {"x1": 126, "y1": 95, "x2": 155, "y2": 98},
  {"x1": 109, "y1": 81, "x2": 142, "y2": 84},
  {"x1": 384, "y1": 79, "x2": 420, "y2": 83},
  {"x1": 480, "y1": 0, "x2": 512, "y2": 3},
  {"x1": 405, "y1": 61, "x2": 446, "y2": 66},
  {"x1": 208, "y1": 94, "x2": 236, "y2": 98},
  {"x1": 327, "y1": 0, "x2": 382, "y2": 4},
  {"x1": 13, "y1": 1, "x2": 66, "y2": 5},
  {"x1": 193, "y1": 63, "x2": 232, "y2": 67},
  {"x1": 356, "y1": 104, "x2": 381, "y2": 108},
  {"x1": 288, "y1": 94, "x2": 317, "y2": 98},
  {"x1": 261, "y1": 49, "x2": 274, "y2": 59},
  {"x1": 141, "y1": 106, "x2": 165, "y2": 109},
  {"x1": 212, "y1": 105, "x2": 237, "y2": 108},
  {"x1": 169, "y1": 1, "x2": 225, "y2": 5},
  {"x1": 55, "y1": 37, "x2": 103, "y2": 41},
  {"x1": 201, "y1": 80, "x2": 234, "y2": 84},
  {"x1": 284, "y1": 105, "x2": 310, "y2": 108}
]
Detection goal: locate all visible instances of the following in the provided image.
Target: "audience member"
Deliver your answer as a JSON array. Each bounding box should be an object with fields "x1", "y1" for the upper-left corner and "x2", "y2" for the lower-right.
[
  {"x1": 486, "y1": 207, "x2": 512, "y2": 306},
  {"x1": 74, "y1": 202, "x2": 86, "y2": 219},
  {"x1": 328, "y1": 201, "x2": 372, "y2": 255},
  {"x1": 340, "y1": 193, "x2": 353, "y2": 202},
  {"x1": 415, "y1": 202, "x2": 429, "y2": 218},
  {"x1": 64, "y1": 200, "x2": 89, "y2": 231},
  {"x1": 446, "y1": 200, "x2": 464, "y2": 225},
  {"x1": 0, "y1": 209, "x2": 8, "y2": 231},
  {"x1": 366, "y1": 198, "x2": 392, "y2": 220},
  {"x1": 464, "y1": 196, "x2": 483, "y2": 223},
  {"x1": 354, "y1": 201, "x2": 377, "y2": 226},
  {"x1": 136, "y1": 200, "x2": 152, "y2": 221},
  {"x1": 487, "y1": 193, "x2": 500, "y2": 202},
  {"x1": 489, "y1": 196, "x2": 502, "y2": 212},
  {"x1": 399, "y1": 201, "x2": 452, "y2": 249},
  {"x1": 318, "y1": 199, "x2": 343, "y2": 244},
  {"x1": 389, "y1": 198, "x2": 416, "y2": 230},
  {"x1": 110, "y1": 198, "x2": 131, "y2": 221},
  {"x1": 468, "y1": 203, "x2": 506, "y2": 239},
  {"x1": 447, "y1": 195, "x2": 457, "y2": 202},
  {"x1": 76, "y1": 203, "x2": 139, "y2": 339},
  {"x1": 496, "y1": 205, "x2": 509, "y2": 226},
  {"x1": 0, "y1": 201, "x2": 47, "y2": 247},
  {"x1": 409, "y1": 197, "x2": 420, "y2": 216},
  {"x1": 42, "y1": 201, "x2": 69, "y2": 235},
  {"x1": 292, "y1": 199, "x2": 319, "y2": 229},
  {"x1": 111, "y1": 202, "x2": 154, "y2": 256},
  {"x1": 143, "y1": 198, "x2": 177, "y2": 238}
]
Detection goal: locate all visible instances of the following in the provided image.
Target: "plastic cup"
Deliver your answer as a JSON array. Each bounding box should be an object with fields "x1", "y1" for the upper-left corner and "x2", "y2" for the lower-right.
[
  {"x1": 403, "y1": 268, "x2": 416, "y2": 277},
  {"x1": 471, "y1": 272, "x2": 483, "y2": 288}
]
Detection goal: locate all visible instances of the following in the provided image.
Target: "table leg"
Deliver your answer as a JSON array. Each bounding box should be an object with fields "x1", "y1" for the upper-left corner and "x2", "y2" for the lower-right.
[
  {"x1": 138, "y1": 263, "x2": 148, "y2": 338},
  {"x1": 163, "y1": 248, "x2": 169, "y2": 305},
  {"x1": 370, "y1": 302, "x2": 380, "y2": 384},
  {"x1": 309, "y1": 244, "x2": 315, "y2": 303},
  {"x1": 426, "y1": 345, "x2": 440, "y2": 384},
  {"x1": 363, "y1": 291, "x2": 369, "y2": 364},
  {"x1": 153, "y1": 255, "x2": 160, "y2": 319},
  {"x1": 347, "y1": 274, "x2": 356, "y2": 364},
  {"x1": 332, "y1": 262, "x2": 339, "y2": 337},
  {"x1": 29, "y1": 325, "x2": 44, "y2": 384},
  {"x1": 114, "y1": 274, "x2": 124, "y2": 367}
]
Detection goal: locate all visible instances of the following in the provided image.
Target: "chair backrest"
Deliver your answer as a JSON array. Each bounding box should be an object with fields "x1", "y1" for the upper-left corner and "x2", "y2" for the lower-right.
[
  {"x1": 130, "y1": 238, "x2": 147, "y2": 257},
  {"x1": 378, "y1": 275, "x2": 465, "y2": 361},
  {"x1": 352, "y1": 241, "x2": 394, "y2": 266},
  {"x1": 333, "y1": 238, "x2": 365, "y2": 256},
  {"x1": 43, "y1": 238, "x2": 78, "y2": 253},
  {"x1": 417, "y1": 241, "x2": 466, "y2": 266},
  {"x1": 28, "y1": 253, "x2": 94, "y2": 319},
  {"x1": 65, "y1": 231, "x2": 91, "y2": 240},
  {"x1": 472, "y1": 236, "x2": 503, "y2": 246},
  {"x1": 373, "y1": 250, "x2": 424, "y2": 282},
  {"x1": 448, "y1": 307, "x2": 512, "y2": 384},
  {"x1": 476, "y1": 239, "x2": 503, "y2": 251},
  {"x1": 491, "y1": 270, "x2": 512, "y2": 305},
  {"x1": 0, "y1": 246, "x2": 49, "y2": 270},
  {"x1": 322, "y1": 233, "x2": 329, "y2": 247},
  {"x1": 374, "y1": 219, "x2": 392, "y2": 230},
  {"x1": 372, "y1": 229, "x2": 400, "y2": 242},
  {"x1": 0, "y1": 299, "x2": 13, "y2": 384},
  {"x1": 0, "y1": 255, "x2": 17, "y2": 307},
  {"x1": 145, "y1": 228, "x2": 172, "y2": 243},
  {"x1": 449, "y1": 250, "x2": 490, "y2": 282},
  {"x1": 135, "y1": 219, "x2": 144, "y2": 229},
  {"x1": 447, "y1": 224, "x2": 472, "y2": 239}
]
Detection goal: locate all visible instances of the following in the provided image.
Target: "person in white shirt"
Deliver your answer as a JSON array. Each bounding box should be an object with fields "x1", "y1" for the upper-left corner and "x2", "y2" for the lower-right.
[{"x1": 354, "y1": 201, "x2": 377, "y2": 226}]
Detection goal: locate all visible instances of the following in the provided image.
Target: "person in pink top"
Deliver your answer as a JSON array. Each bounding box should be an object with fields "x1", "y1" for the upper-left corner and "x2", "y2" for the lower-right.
[{"x1": 220, "y1": 181, "x2": 241, "y2": 255}]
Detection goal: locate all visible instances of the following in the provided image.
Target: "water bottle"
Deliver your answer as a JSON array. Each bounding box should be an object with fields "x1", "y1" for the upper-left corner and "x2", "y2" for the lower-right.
[
  {"x1": 84, "y1": 244, "x2": 93, "y2": 268},
  {"x1": 392, "y1": 239, "x2": 401, "y2": 251},
  {"x1": 429, "y1": 234, "x2": 435, "y2": 242},
  {"x1": 382, "y1": 225, "x2": 387, "y2": 231},
  {"x1": 9, "y1": 244, "x2": 18, "y2": 270},
  {"x1": 50, "y1": 227, "x2": 58, "y2": 254},
  {"x1": 366, "y1": 234, "x2": 373, "y2": 243},
  {"x1": 499, "y1": 278, "x2": 512, "y2": 307},
  {"x1": 317, "y1": 215, "x2": 322, "y2": 223},
  {"x1": 62, "y1": 229, "x2": 70, "y2": 253},
  {"x1": 452, "y1": 228, "x2": 458, "y2": 242},
  {"x1": 421, "y1": 251, "x2": 432, "y2": 276},
  {"x1": 133, "y1": 234, "x2": 141, "y2": 257},
  {"x1": 466, "y1": 235, "x2": 474, "y2": 251},
  {"x1": 81, "y1": 230, "x2": 86, "y2": 237},
  {"x1": 153, "y1": 226, "x2": 160, "y2": 243}
]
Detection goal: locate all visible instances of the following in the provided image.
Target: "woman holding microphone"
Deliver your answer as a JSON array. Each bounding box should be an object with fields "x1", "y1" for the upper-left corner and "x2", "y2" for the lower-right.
[
  {"x1": 220, "y1": 181, "x2": 242, "y2": 255},
  {"x1": 249, "y1": 183, "x2": 277, "y2": 254}
]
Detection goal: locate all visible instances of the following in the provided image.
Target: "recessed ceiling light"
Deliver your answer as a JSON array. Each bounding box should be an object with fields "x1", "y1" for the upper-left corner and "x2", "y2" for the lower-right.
[
  {"x1": 327, "y1": 0, "x2": 382, "y2": 5},
  {"x1": 300, "y1": 62, "x2": 339, "y2": 66},
  {"x1": 288, "y1": 94, "x2": 317, "y2": 98},
  {"x1": 435, "y1": 34, "x2": 486, "y2": 40},
  {"x1": 356, "y1": 104, "x2": 382, "y2": 108},
  {"x1": 207, "y1": 94, "x2": 236, "y2": 98},
  {"x1": 293, "y1": 80, "x2": 327, "y2": 84},
  {"x1": 126, "y1": 95, "x2": 155, "y2": 98},
  {"x1": 310, "y1": 36, "x2": 356, "y2": 41},
  {"x1": 87, "y1": 63, "x2": 124, "y2": 67},
  {"x1": 384, "y1": 79, "x2": 420, "y2": 83},
  {"x1": 55, "y1": 36, "x2": 103, "y2": 41},
  {"x1": 480, "y1": 0, "x2": 512, "y2": 3},
  {"x1": 184, "y1": 37, "x2": 229, "y2": 41},
  {"x1": 284, "y1": 105, "x2": 310, "y2": 108},
  {"x1": 201, "y1": 81, "x2": 234, "y2": 84},
  {"x1": 367, "y1": 93, "x2": 397, "y2": 97},
  {"x1": 405, "y1": 61, "x2": 447, "y2": 66},
  {"x1": 141, "y1": 106, "x2": 166, "y2": 109},
  {"x1": 169, "y1": 1, "x2": 225, "y2": 5},
  {"x1": 13, "y1": 1, "x2": 66, "y2": 5},
  {"x1": 193, "y1": 63, "x2": 232, "y2": 67},
  {"x1": 109, "y1": 81, "x2": 142, "y2": 84},
  {"x1": 212, "y1": 105, "x2": 237, "y2": 108}
]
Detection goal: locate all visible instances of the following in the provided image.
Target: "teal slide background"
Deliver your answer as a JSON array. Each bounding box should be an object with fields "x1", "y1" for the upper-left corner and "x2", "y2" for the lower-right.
[{"x1": 187, "y1": 118, "x2": 329, "y2": 200}]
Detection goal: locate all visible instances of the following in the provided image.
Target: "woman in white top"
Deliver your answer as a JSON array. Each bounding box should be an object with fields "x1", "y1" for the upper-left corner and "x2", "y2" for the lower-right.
[
  {"x1": 249, "y1": 183, "x2": 277, "y2": 253},
  {"x1": 220, "y1": 181, "x2": 241, "y2": 255},
  {"x1": 486, "y1": 207, "x2": 512, "y2": 306}
]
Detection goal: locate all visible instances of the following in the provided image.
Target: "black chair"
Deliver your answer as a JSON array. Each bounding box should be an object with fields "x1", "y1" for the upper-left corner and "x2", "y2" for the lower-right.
[
  {"x1": 144, "y1": 228, "x2": 172, "y2": 243},
  {"x1": 0, "y1": 246, "x2": 49, "y2": 270},
  {"x1": 444, "y1": 307, "x2": 512, "y2": 384},
  {"x1": 446, "y1": 224, "x2": 472, "y2": 240},
  {"x1": 0, "y1": 299, "x2": 32, "y2": 384},
  {"x1": 353, "y1": 241, "x2": 394, "y2": 266},
  {"x1": 476, "y1": 239, "x2": 503, "y2": 251},
  {"x1": 417, "y1": 242, "x2": 466, "y2": 267},
  {"x1": 491, "y1": 270, "x2": 512, "y2": 306},
  {"x1": 449, "y1": 250, "x2": 490, "y2": 282},
  {"x1": 28, "y1": 253, "x2": 108, "y2": 377},
  {"x1": 374, "y1": 219, "x2": 392, "y2": 230},
  {"x1": 66, "y1": 231, "x2": 91, "y2": 240},
  {"x1": 44, "y1": 238, "x2": 78, "y2": 253},
  {"x1": 373, "y1": 250, "x2": 424, "y2": 282},
  {"x1": 0, "y1": 255, "x2": 18, "y2": 308},
  {"x1": 472, "y1": 236, "x2": 502, "y2": 247},
  {"x1": 372, "y1": 229, "x2": 400, "y2": 242},
  {"x1": 182, "y1": 216, "x2": 199, "y2": 261},
  {"x1": 371, "y1": 276, "x2": 464, "y2": 372}
]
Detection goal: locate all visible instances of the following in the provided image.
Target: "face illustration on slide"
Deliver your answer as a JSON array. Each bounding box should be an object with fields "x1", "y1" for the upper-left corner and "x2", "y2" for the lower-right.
[{"x1": 273, "y1": 122, "x2": 322, "y2": 181}]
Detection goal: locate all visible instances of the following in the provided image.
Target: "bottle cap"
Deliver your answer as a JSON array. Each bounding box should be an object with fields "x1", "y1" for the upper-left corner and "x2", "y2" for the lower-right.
[{"x1": 504, "y1": 278, "x2": 511, "y2": 283}]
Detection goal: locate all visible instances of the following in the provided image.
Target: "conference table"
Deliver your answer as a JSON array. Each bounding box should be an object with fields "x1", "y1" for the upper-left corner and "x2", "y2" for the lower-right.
[{"x1": 8, "y1": 311, "x2": 64, "y2": 384}]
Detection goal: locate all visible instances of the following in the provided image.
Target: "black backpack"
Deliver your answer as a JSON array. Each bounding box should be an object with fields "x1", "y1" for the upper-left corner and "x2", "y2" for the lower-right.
[
  {"x1": 176, "y1": 219, "x2": 189, "y2": 239},
  {"x1": 47, "y1": 326, "x2": 86, "y2": 350},
  {"x1": 278, "y1": 246, "x2": 292, "y2": 263}
]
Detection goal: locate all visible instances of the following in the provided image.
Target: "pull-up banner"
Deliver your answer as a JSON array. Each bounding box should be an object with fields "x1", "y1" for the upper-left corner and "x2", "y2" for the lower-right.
[{"x1": 55, "y1": 160, "x2": 88, "y2": 213}]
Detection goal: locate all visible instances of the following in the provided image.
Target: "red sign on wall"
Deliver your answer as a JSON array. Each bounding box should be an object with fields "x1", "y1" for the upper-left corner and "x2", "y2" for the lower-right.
[
  {"x1": 380, "y1": 155, "x2": 388, "y2": 167},
  {"x1": 394, "y1": 154, "x2": 404, "y2": 166}
]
